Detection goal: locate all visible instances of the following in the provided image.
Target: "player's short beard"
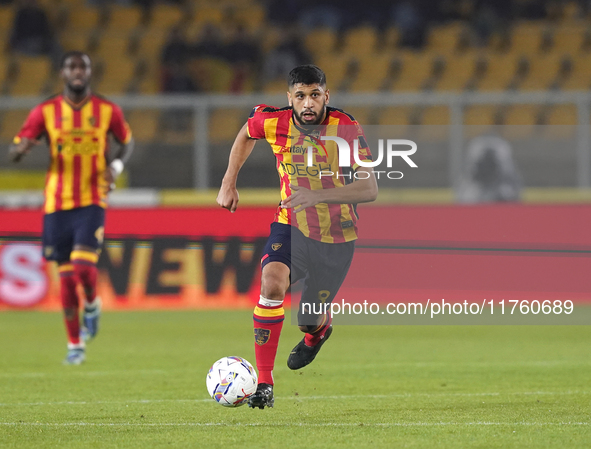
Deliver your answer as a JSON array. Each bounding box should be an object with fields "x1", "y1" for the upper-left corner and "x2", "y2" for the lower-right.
[
  {"x1": 68, "y1": 82, "x2": 88, "y2": 94},
  {"x1": 294, "y1": 101, "x2": 326, "y2": 126}
]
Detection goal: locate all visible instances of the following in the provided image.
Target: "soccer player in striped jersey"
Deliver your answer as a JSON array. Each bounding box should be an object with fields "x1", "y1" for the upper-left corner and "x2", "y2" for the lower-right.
[
  {"x1": 8, "y1": 51, "x2": 134, "y2": 365},
  {"x1": 217, "y1": 65, "x2": 378, "y2": 408}
]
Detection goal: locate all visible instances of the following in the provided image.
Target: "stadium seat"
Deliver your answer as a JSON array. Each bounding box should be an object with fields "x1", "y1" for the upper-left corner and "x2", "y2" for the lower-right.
[
  {"x1": 190, "y1": 6, "x2": 224, "y2": 27},
  {"x1": 60, "y1": 30, "x2": 91, "y2": 52},
  {"x1": 262, "y1": 78, "x2": 288, "y2": 94},
  {"x1": 434, "y1": 52, "x2": 478, "y2": 92},
  {"x1": 421, "y1": 106, "x2": 450, "y2": 125},
  {"x1": 518, "y1": 53, "x2": 563, "y2": 90},
  {"x1": 96, "y1": 58, "x2": 136, "y2": 94},
  {"x1": 316, "y1": 54, "x2": 353, "y2": 91},
  {"x1": 344, "y1": 107, "x2": 371, "y2": 125},
  {"x1": 501, "y1": 104, "x2": 539, "y2": 139},
  {"x1": 106, "y1": 5, "x2": 143, "y2": 32},
  {"x1": 67, "y1": 6, "x2": 101, "y2": 31},
  {"x1": 382, "y1": 27, "x2": 400, "y2": 50},
  {"x1": 304, "y1": 28, "x2": 337, "y2": 58},
  {"x1": 135, "y1": 60, "x2": 160, "y2": 94},
  {"x1": 551, "y1": 24, "x2": 586, "y2": 54},
  {"x1": 0, "y1": 5, "x2": 14, "y2": 38},
  {"x1": 9, "y1": 56, "x2": 52, "y2": 96},
  {"x1": 544, "y1": 105, "x2": 578, "y2": 125},
  {"x1": 227, "y1": 4, "x2": 265, "y2": 33},
  {"x1": 509, "y1": 21, "x2": 546, "y2": 54},
  {"x1": 463, "y1": 105, "x2": 500, "y2": 138},
  {"x1": 148, "y1": 4, "x2": 183, "y2": 31},
  {"x1": 94, "y1": 33, "x2": 131, "y2": 61},
  {"x1": 427, "y1": 22, "x2": 465, "y2": 54},
  {"x1": 209, "y1": 108, "x2": 247, "y2": 144},
  {"x1": 476, "y1": 53, "x2": 521, "y2": 91},
  {"x1": 342, "y1": 26, "x2": 378, "y2": 57},
  {"x1": 126, "y1": 110, "x2": 160, "y2": 142},
  {"x1": 134, "y1": 29, "x2": 167, "y2": 61},
  {"x1": 560, "y1": 56, "x2": 591, "y2": 90},
  {"x1": 0, "y1": 110, "x2": 29, "y2": 142},
  {"x1": 377, "y1": 107, "x2": 412, "y2": 126},
  {"x1": 0, "y1": 54, "x2": 8, "y2": 92},
  {"x1": 348, "y1": 53, "x2": 392, "y2": 92},
  {"x1": 390, "y1": 51, "x2": 437, "y2": 92}
]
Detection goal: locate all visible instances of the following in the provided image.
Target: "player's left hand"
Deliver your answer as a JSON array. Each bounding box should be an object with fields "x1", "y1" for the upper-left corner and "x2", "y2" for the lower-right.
[{"x1": 281, "y1": 184, "x2": 320, "y2": 214}]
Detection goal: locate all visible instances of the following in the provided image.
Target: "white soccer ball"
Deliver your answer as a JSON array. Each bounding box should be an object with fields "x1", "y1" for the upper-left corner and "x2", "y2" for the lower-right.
[{"x1": 206, "y1": 356, "x2": 258, "y2": 407}]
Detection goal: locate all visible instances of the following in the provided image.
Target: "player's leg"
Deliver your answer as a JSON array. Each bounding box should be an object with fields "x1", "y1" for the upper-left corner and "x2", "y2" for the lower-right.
[
  {"x1": 249, "y1": 223, "x2": 296, "y2": 409},
  {"x1": 42, "y1": 210, "x2": 85, "y2": 365},
  {"x1": 71, "y1": 206, "x2": 104, "y2": 341},
  {"x1": 287, "y1": 240, "x2": 355, "y2": 370}
]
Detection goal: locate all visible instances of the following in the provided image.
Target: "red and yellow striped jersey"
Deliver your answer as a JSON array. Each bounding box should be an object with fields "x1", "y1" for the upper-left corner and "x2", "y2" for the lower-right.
[
  {"x1": 14, "y1": 94, "x2": 132, "y2": 214},
  {"x1": 247, "y1": 105, "x2": 372, "y2": 243}
]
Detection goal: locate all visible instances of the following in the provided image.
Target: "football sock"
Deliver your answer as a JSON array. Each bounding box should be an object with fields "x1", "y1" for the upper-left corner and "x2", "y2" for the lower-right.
[
  {"x1": 59, "y1": 264, "x2": 82, "y2": 346},
  {"x1": 71, "y1": 250, "x2": 99, "y2": 305},
  {"x1": 304, "y1": 312, "x2": 332, "y2": 347},
  {"x1": 253, "y1": 296, "x2": 284, "y2": 385}
]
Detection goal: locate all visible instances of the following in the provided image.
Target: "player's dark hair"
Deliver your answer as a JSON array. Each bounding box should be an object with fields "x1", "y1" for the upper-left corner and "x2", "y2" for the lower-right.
[
  {"x1": 60, "y1": 51, "x2": 91, "y2": 68},
  {"x1": 288, "y1": 65, "x2": 326, "y2": 88}
]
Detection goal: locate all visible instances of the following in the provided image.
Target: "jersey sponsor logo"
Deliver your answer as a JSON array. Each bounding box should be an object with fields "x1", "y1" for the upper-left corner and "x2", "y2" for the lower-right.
[
  {"x1": 280, "y1": 161, "x2": 332, "y2": 177},
  {"x1": 254, "y1": 328, "x2": 271, "y2": 345},
  {"x1": 340, "y1": 220, "x2": 354, "y2": 229},
  {"x1": 271, "y1": 243, "x2": 282, "y2": 251}
]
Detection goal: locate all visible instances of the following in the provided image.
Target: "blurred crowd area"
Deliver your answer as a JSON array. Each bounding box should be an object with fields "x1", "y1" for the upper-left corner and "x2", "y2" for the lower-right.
[
  {"x1": 2, "y1": 0, "x2": 591, "y2": 97},
  {"x1": 0, "y1": 0, "x2": 589, "y2": 193}
]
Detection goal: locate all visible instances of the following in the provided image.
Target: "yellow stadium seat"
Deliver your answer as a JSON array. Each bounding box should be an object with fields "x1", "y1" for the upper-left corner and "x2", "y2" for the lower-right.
[
  {"x1": 228, "y1": 4, "x2": 265, "y2": 33},
  {"x1": 510, "y1": 21, "x2": 545, "y2": 55},
  {"x1": 463, "y1": 105, "x2": 500, "y2": 126},
  {"x1": 476, "y1": 53, "x2": 521, "y2": 91},
  {"x1": 135, "y1": 60, "x2": 160, "y2": 94},
  {"x1": 552, "y1": 24, "x2": 586, "y2": 53},
  {"x1": 96, "y1": 59, "x2": 136, "y2": 95},
  {"x1": 316, "y1": 54, "x2": 353, "y2": 90},
  {"x1": 0, "y1": 55, "x2": 9, "y2": 89},
  {"x1": 191, "y1": 6, "x2": 224, "y2": 27},
  {"x1": 342, "y1": 26, "x2": 378, "y2": 57},
  {"x1": 427, "y1": 22, "x2": 465, "y2": 54},
  {"x1": 382, "y1": 27, "x2": 400, "y2": 50},
  {"x1": 545, "y1": 105, "x2": 578, "y2": 125},
  {"x1": 391, "y1": 51, "x2": 436, "y2": 92},
  {"x1": 262, "y1": 78, "x2": 288, "y2": 94},
  {"x1": 0, "y1": 110, "x2": 29, "y2": 142},
  {"x1": 561, "y1": 56, "x2": 591, "y2": 90},
  {"x1": 421, "y1": 106, "x2": 450, "y2": 125},
  {"x1": 304, "y1": 28, "x2": 337, "y2": 57},
  {"x1": 106, "y1": 5, "x2": 142, "y2": 32},
  {"x1": 135, "y1": 29, "x2": 168, "y2": 61},
  {"x1": 377, "y1": 107, "x2": 413, "y2": 126},
  {"x1": 501, "y1": 104, "x2": 538, "y2": 139},
  {"x1": 126, "y1": 110, "x2": 159, "y2": 142},
  {"x1": 348, "y1": 53, "x2": 392, "y2": 92},
  {"x1": 518, "y1": 53, "x2": 563, "y2": 90},
  {"x1": 0, "y1": 5, "x2": 14, "y2": 38},
  {"x1": 149, "y1": 4, "x2": 183, "y2": 30},
  {"x1": 209, "y1": 108, "x2": 246, "y2": 144},
  {"x1": 60, "y1": 30, "x2": 91, "y2": 52},
  {"x1": 68, "y1": 6, "x2": 101, "y2": 31},
  {"x1": 94, "y1": 34, "x2": 130, "y2": 61},
  {"x1": 9, "y1": 56, "x2": 52, "y2": 96},
  {"x1": 434, "y1": 52, "x2": 478, "y2": 92}
]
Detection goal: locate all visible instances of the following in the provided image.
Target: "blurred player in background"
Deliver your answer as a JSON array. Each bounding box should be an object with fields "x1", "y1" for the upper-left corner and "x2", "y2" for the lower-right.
[
  {"x1": 217, "y1": 65, "x2": 377, "y2": 408},
  {"x1": 8, "y1": 51, "x2": 134, "y2": 365}
]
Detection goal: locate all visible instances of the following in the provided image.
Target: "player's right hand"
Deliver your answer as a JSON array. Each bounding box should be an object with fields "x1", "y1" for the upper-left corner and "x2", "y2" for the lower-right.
[{"x1": 216, "y1": 184, "x2": 239, "y2": 213}]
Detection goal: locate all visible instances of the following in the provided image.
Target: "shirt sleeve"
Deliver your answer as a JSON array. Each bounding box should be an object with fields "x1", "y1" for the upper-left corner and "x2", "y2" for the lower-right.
[
  {"x1": 14, "y1": 105, "x2": 46, "y2": 144},
  {"x1": 109, "y1": 104, "x2": 132, "y2": 144},
  {"x1": 246, "y1": 105, "x2": 267, "y2": 140}
]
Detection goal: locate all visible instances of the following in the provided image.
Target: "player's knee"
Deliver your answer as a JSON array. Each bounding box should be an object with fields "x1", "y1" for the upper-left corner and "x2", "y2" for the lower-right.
[{"x1": 261, "y1": 267, "x2": 289, "y2": 300}]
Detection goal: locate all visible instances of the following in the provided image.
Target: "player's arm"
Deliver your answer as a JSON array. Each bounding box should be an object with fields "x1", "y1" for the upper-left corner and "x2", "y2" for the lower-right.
[
  {"x1": 106, "y1": 104, "x2": 134, "y2": 190},
  {"x1": 8, "y1": 137, "x2": 39, "y2": 163},
  {"x1": 282, "y1": 167, "x2": 378, "y2": 214},
  {"x1": 9, "y1": 105, "x2": 46, "y2": 162},
  {"x1": 216, "y1": 123, "x2": 257, "y2": 213},
  {"x1": 105, "y1": 137, "x2": 135, "y2": 190}
]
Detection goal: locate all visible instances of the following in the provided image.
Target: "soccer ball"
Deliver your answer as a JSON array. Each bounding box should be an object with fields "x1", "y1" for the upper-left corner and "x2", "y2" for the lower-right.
[{"x1": 206, "y1": 356, "x2": 258, "y2": 407}]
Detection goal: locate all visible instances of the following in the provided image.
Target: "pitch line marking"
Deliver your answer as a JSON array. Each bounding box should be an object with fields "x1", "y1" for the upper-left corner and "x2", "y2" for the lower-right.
[
  {"x1": 0, "y1": 391, "x2": 587, "y2": 407},
  {"x1": 0, "y1": 422, "x2": 588, "y2": 428}
]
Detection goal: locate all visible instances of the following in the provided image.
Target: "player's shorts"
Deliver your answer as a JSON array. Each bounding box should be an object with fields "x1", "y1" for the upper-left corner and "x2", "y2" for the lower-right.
[
  {"x1": 261, "y1": 222, "x2": 355, "y2": 326},
  {"x1": 42, "y1": 205, "x2": 105, "y2": 263}
]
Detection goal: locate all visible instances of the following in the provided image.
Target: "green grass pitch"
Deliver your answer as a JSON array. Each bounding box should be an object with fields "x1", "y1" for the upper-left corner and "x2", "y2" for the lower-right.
[{"x1": 0, "y1": 310, "x2": 589, "y2": 448}]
